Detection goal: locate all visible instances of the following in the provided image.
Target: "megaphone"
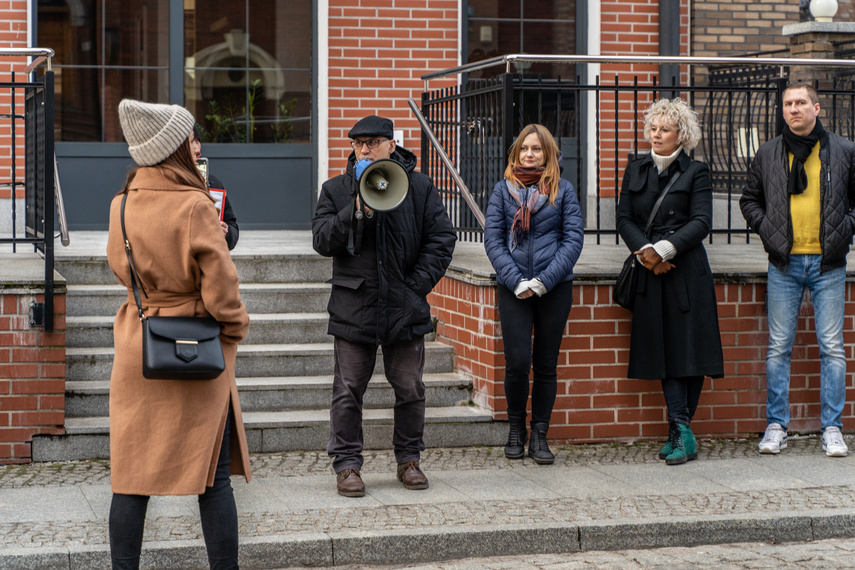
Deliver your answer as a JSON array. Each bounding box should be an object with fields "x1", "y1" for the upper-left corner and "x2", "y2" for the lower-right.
[{"x1": 358, "y1": 158, "x2": 410, "y2": 212}]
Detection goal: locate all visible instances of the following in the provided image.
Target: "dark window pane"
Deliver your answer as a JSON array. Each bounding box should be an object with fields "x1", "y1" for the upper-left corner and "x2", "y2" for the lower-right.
[
  {"x1": 523, "y1": 21, "x2": 575, "y2": 79},
  {"x1": 53, "y1": 67, "x2": 101, "y2": 142},
  {"x1": 184, "y1": 0, "x2": 247, "y2": 60},
  {"x1": 104, "y1": 0, "x2": 169, "y2": 67},
  {"x1": 467, "y1": 0, "x2": 520, "y2": 19},
  {"x1": 38, "y1": 0, "x2": 98, "y2": 68},
  {"x1": 185, "y1": 0, "x2": 312, "y2": 143}
]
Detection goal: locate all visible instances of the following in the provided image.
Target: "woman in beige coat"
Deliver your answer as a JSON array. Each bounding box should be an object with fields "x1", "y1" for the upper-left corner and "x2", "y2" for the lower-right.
[{"x1": 106, "y1": 99, "x2": 250, "y2": 570}]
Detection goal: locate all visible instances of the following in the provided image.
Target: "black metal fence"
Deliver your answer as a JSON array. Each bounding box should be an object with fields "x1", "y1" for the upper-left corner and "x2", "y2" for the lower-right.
[
  {"x1": 0, "y1": 64, "x2": 57, "y2": 330},
  {"x1": 420, "y1": 61, "x2": 855, "y2": 245}
]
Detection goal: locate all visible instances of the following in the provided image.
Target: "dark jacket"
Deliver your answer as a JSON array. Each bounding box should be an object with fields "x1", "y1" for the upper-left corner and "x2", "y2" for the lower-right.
[
  {"x1": 208, "y1": 174, "x2": 239, "y2": 250},
  {"x1": 483, "y1": 178, "x2": 584, "y2": 292},
  {"x1": 739, "y1": 132, "x2": 855, "y2": 273},
  {"x1": 312, "y1": 146, "x2": 456, "y2": 345},
  {"x1": 616, "y1": 151, "x2": 724, "y2": 380}
]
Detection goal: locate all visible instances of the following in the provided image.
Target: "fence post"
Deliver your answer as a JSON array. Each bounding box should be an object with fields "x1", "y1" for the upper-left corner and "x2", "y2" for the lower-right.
[{"x1": 501, "y1": 73, "x2": 514, "y2": 157}]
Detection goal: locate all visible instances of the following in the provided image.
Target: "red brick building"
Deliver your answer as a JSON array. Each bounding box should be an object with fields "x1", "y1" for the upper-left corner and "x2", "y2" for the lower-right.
[{"x1": 0, "y1": 0, "x2": 853, "y2": 461}]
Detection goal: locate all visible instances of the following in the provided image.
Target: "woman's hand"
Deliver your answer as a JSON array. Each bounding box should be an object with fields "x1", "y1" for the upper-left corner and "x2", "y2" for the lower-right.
[
  {"x1": 652, "y1": 261, "x2": 676, "y2": 275},
  {"x1": 634, "y1": 247, "x2": 662, "y2": 271}
]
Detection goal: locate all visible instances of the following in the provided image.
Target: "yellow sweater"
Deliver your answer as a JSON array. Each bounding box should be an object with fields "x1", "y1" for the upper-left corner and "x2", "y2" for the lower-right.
[{"x1": 789, "y1": 142, "x2": 821, "y2": 254}]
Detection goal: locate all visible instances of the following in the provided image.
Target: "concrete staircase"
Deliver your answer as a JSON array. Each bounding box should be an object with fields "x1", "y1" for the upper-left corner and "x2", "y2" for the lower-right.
[{"x1": 32, "y1": 239, "x2": 504, "y2": 461}]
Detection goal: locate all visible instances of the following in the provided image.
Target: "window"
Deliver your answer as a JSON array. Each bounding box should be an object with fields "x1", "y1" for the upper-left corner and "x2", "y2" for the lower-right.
[
  {"x1": 38, "y1": 0, "x2": 169, "y2": 142},
  {"x1": 184, "y1": 0, "x2": 312, "y2": 143},
  {"x1": 38, "y1": 0, "x2": 312, "y2": 144},
  {"x1": 465, "y1": 0, "x2": 576, "y2": 80}
]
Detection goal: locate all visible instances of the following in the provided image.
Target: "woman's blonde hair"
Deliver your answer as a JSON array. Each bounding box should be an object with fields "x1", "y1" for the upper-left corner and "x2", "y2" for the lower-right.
[
  {"x1": 643, "y1": 98, "x2": 702, "y2": 151},
  {"x1": 119, "y1": 137, "x2": 208, "y2": 195},
  {"x1": 504, "y1": 124, "x2": 561, "y2": 204}
]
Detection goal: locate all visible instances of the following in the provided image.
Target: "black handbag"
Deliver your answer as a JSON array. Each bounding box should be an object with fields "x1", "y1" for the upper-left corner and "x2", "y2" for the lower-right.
[
  {"x1": 613, "y1": 170, "x2": 682, "y2": 311},
  {"x1": 121, "y1": 193, "x2": 225, "y2": 380}
]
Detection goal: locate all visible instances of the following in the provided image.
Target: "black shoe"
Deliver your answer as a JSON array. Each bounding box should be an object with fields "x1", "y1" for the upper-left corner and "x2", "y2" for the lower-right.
[
  {"x1": 528, "y1": 422, "x2": 554, "y2": 465},
  {"x1": 504, "y1": 417, "x2": 528, "y2": 459}
]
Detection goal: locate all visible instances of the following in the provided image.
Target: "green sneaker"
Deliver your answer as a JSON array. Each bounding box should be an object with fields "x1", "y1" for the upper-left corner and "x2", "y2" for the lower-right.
[
  {"x1": 665, "y1": 423, "x2": 698, "y2": 465},
  {"x1": 658, "y1": 422, "x2": 678, "y2": 460}
]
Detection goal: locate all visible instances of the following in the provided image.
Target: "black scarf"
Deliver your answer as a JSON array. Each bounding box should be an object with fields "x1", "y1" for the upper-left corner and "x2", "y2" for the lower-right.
[{"x1": 782, "y1": 118, "x2": 828, "y2": 195}]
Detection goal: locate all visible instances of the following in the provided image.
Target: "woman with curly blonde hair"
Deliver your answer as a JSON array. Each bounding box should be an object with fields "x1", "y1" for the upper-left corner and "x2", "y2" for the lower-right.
[{"x1": 616, "y1": 98, "x2": 724, "y2": 466}]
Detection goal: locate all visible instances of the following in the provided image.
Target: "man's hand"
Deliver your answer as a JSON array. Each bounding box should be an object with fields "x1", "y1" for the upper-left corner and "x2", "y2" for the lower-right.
[
  {"x1": 220, "y1": 221, "x2": 228, "y2": 237},
  {"x1": 355, "y1": 195, "x2": 373, "y2": 217}
]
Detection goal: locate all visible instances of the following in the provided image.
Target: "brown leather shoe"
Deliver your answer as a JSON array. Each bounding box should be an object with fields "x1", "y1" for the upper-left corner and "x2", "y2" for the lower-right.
[
  {"x1": 336, "y1": 469, "x2": 365, "y2": 497},
  {"x1": 396, "y1": 460, "x2": 429, "y2": 490}
]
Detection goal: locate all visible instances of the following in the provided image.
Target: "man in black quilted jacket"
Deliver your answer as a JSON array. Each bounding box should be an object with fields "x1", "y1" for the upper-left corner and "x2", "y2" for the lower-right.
[
  {"x1": 741, "y1": 82, "x2": 855, "y2": 458},
  {"x1": 312, "y1": 115, "x2": 456, "y2": 497}
]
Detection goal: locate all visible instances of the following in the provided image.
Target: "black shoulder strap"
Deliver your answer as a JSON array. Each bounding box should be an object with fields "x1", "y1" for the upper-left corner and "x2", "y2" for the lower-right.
[
  {"x1": 120, "y1": 192, "x2": 148, "y2": 320},
  {"x1": 643, "y1": 169, "x2": 682, "y2": 237}
]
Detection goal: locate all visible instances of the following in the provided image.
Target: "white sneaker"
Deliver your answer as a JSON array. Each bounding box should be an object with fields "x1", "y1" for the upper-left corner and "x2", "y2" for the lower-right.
[
  {"x1": 822, "y1": 426, "x2": 848, "y2": 457},
  {"x1": 758, "y1": 423, "x2": 787, "y2": 454}
]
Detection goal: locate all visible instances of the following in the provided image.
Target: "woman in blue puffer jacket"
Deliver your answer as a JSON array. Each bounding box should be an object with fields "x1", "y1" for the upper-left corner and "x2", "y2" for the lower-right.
[{"x1": 484, "y1": 124, "x2": 584, "y2": 464}]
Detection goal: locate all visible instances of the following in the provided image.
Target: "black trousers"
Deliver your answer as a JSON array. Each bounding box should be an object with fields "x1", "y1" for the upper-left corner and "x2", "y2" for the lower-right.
[
  {"x1": 328, "y1": 336, "x2": 426, "y2": 473},
  {"x1": 497, "y1": 281, "x2": 574, "y2": 425},
  {"x1": 661, "y1": 376, "x2": 705, "y2": 425},
  {"x1": 109, "y1": 410, "x2": 238, "y2": 570}
]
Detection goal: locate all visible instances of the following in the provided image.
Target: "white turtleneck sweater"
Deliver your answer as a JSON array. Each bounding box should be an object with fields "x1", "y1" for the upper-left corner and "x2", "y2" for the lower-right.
[{"x1": 638, "y1": 148, "x2": 681, "y2": 264}]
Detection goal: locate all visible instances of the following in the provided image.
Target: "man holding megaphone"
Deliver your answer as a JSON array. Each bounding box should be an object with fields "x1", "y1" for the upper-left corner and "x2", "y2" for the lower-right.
[{"x1": 312, "y1": 115, "x2": 456, "y2": 498}]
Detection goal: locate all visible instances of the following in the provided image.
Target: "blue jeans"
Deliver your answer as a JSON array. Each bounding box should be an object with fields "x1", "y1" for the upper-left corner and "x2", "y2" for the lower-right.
[{"x1": 766, "y1": 255, "x2": 846, "y2": 431}]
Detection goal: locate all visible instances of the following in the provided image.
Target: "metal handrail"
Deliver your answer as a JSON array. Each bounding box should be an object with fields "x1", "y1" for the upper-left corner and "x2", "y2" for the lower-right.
[
  {"x1": 54, "y1": 153, "x2": 69, "y2": 246},
  {"x1": 421, "y1": 53, "x2": 855, "y2": 87},
  {"x1": 407, "y1": 98, "x2": 485, "y2": 229}
]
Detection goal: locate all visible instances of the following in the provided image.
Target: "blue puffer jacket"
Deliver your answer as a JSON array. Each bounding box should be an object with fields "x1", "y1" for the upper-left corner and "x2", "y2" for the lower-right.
[{"x1": 484, "y1": 177, "x2": 584, "y2": 292}]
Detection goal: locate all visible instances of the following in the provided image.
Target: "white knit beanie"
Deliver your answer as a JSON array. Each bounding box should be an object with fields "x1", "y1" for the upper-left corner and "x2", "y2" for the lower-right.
[{"x1": 118, "y1": 99, "x2": 195, "y2": 166}]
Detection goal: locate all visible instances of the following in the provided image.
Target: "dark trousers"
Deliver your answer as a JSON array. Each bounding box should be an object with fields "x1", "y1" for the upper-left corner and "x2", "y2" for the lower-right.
[
  {"x1": 497, "y1": 281, "x2": 574, "y2": 426},
  {"x1": 328, "y1": 336, "x2": 426, "y2": 473},
  {"x1": 661, "y1": 376, "x2": 705, "y2": 425},
  {"x1": 109, "y1": 410, "x2": 238, "y2": 570}
]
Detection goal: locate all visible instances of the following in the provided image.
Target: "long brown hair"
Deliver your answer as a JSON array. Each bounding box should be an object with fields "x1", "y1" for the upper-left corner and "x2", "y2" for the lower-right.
[
  {"x1": 503, "y1": 124, "x2": 561, "y2": 204},
  {"x1": 119, "y1": 136, "x2": 208, "y2": 195}
]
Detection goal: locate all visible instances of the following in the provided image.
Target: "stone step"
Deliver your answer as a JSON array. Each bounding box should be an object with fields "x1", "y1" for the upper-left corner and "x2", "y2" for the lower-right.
[
  {"x1": 65, "y1": 342, "x2": 456, "y2": 381},
  {"x1": 66, "y1": 283, "x2": 332, "y2": 317},
  {"x1": 55, "y1": 254, "x2": 332, "y2": 286},
  {"x1": 65, "y1": 373, "x2": 473, "y2": 417},
  {"x1": 66, "y1": 313, "x2": 331, "y2": 348},
  {"x1": 31, "y1": 406, "x2": 506, "y2": 461}
]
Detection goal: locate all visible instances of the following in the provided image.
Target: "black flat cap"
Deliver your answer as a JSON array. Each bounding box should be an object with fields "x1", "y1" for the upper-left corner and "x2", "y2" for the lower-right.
[{"x1": 348, "y1": 115, "x2": 394, "y2": 139}]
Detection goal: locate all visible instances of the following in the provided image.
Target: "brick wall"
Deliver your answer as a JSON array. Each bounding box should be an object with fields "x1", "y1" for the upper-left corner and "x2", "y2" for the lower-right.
[
  {"x1": 0, "y1": 288, "x2": 66, "y2": 463},
  {"x1": 431, "y1": 274, "x2": 854, "y2": 442},
  {"x1": 0, "y1": 2, "x2": 30, "y2": 203},
  {"x1": 327, "y1": 0, "x2": 458, "y2": 178}
]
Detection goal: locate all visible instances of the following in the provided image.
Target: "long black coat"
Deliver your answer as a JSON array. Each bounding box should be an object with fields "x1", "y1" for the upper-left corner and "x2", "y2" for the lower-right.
[
  {"x1": 312, "y1": 146, "x2": 456, "y2": 345},
  {"x1": 616, "y1": 151, "x2": 724, "y2": 380}
]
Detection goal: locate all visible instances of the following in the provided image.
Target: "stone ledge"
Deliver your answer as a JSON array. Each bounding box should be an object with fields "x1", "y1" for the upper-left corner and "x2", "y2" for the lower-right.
[{"x1": 783, "y1": 21, "x2": 855, "y2": 37}]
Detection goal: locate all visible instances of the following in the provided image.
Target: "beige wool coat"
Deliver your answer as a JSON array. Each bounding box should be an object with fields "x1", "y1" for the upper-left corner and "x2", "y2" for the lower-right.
[{"x1": 106, "y1": 167, "x2": 251, "y2": 496}]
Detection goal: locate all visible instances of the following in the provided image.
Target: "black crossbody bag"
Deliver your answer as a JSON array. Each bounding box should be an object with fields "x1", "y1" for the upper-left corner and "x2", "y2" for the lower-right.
[
  {"x1": 613, "y1": 170, "x2": 681, "y2": 311},
  {"x1": 120, "y1": 192, "x2": 225, "y2": 380}
]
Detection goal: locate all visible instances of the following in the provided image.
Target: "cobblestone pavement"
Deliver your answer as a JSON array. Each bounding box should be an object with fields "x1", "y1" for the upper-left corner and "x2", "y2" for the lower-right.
[
  {"x1": 0, "y1": 436, "x2": 828, "y2": 488},
  {"x1": 296, "y1": 538, "x2": 855, "y2": 569},
  {"x1": 0, "y1": 436, "x2": 850, "y2": 551}
]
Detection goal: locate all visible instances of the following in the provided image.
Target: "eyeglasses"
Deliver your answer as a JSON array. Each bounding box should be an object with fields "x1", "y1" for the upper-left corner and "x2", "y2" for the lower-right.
[{"x1": 350, "y1": 138, "x2": 388, "y2": 150}]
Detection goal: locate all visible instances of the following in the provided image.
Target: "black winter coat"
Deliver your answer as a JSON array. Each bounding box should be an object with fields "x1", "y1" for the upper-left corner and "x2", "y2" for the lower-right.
[
  {"x1": 616, "y1": 151, "x2": 724, "y2": 380},
  {"x1": 739, "y1": 132, "x2": 855, "y2": 273},
  {"x1": 312, "y1": 147, "x2": 456, "y2": 345}
]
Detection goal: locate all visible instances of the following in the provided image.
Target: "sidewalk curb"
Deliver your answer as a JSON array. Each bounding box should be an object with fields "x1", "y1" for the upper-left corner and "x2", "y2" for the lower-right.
[{"x1": 4, "y1": 510, "x2": 855, "y2": 569}]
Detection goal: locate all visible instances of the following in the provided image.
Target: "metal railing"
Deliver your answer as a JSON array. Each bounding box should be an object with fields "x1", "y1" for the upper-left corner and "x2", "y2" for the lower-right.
[
  {"x1": 0, "y1": 48, "x2": 62, "y2": 331},
  {"x1": 418, "y1": 54, "x2": 855, "y2": 243}
]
